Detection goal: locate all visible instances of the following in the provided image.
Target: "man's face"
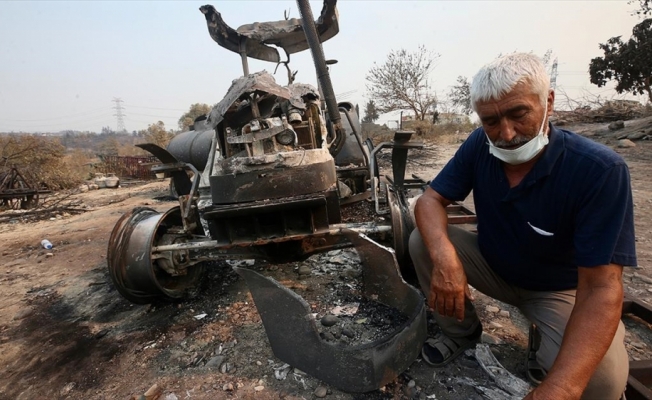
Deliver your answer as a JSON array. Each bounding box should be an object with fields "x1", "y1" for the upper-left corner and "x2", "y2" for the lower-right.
[{"x1": 475, "y1": 82, "x2": 553, "y2": 149}]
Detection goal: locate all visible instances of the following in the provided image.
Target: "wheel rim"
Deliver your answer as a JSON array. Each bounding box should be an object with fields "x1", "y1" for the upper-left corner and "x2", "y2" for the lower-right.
[{"x1": 107, "y1": 206, "x2": 204, "y2": 304}]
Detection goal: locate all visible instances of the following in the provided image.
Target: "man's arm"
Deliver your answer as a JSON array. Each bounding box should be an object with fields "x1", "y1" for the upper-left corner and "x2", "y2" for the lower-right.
[
  {"x1": 525, "y1": 264, "x2": 624, "y2": 400},
  {"x1": 414, "y1": 187, "x2": 473, "y2": 321}
]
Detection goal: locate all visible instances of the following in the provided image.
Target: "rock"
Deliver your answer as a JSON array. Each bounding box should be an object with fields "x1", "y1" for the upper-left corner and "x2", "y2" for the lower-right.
[
  {"x1": 13, "y1": 307, "x2": 33, "y2": 320},
  {"x1": 407, "y1": 380, "x2": 416, "y2": 388},
  {"x1": 608, "y1": 121, "x2": 625, "y2": 131},
  {"x1": 46, "y1": 253, "x2": 54, "y2": 258},
  {"x1": 205, "y1": 355, "x2": 224, "y2": 369},
  {"x1": 94, "y1": 329, "x2": 109, "y2": 339},
  {"x1": 320, "y1": 331, "x2": 336, "y2": 341},
  {"x1": 481, "y1": 332, "x2": 503, "y2": 345},
  {"x1": 489, "y1": 322, "x2": 503, "y2": 329},
  {"x1": 60, "y1": 382, "x2": 75, "y2": 396},
  {"x1": 485, "y1": 305, "x2": 500, "y2": 313},
  {"x1": 144, "y1": 383, "x2": 162, "y2": 400},
  {"x1": 256, "y1": 360, "x2": 262, "y2": 366},
  {"x1": 628, "y1": 131, "x2": 649, "y2": 140},
  {"x1": 254, "y1": 385, "x2": 264, "y2": 392},
  {"x1": 618, "y1": 139, "x2": 636, "y2": 148},
  {"x1": 321, "y1": 314, "x2": 339, "y2": 327},
  {"x1": 223, "y1": 383, "x2": 234, "y2": 391},
  {"x1": 297, "y1": 265, "x2": 312, "y2": 276},
  {"x1": 498, "y1": 310, "x2": 510, "y2": 318},
  {"x1": 634, "y1": 272, "x2": 652, "y2": 285},
  {"x1": 342, "y1": 327, "x2": 355, "y2": 338},
  {"x1": 314, "y1": 385, "x2": 328, "y2": 398},
  {"x1": 164, "y1": 394, "x2": 178, "y2": 400}
]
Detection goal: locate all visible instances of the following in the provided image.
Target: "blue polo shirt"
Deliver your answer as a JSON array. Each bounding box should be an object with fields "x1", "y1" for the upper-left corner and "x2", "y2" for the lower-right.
[{"x1": 430, "y1": 125, "x2": 637, "y2": 291}]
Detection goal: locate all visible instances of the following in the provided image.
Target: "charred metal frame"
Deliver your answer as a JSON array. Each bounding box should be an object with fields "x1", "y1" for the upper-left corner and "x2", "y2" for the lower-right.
[{"x1": 0, "y1": 166, "x2": 50, "y2": 210}]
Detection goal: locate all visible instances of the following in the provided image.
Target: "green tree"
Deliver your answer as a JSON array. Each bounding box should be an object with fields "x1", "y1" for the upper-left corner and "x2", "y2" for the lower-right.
[
  {"x1": 362, "y1": 100, "x2": 380, "y2": 123},
  {"x1": 448, "y1": 76, "x2": 473, "y2": 115},
  {"x1": 589, "y1": 19, "x2": 652, "y2": 102},
  {"x1": 178, "y1": 103, "x2": 212, "y2": 130},
  {"x1": 365, "y1": 46, "x2": 439, "y2": 121},
  {"x1": 141, "y1": 121, "x2": 174, "y2": 148}
]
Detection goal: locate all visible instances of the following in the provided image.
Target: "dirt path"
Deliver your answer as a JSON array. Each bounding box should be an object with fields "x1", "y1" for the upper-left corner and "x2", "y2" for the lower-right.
[{"x1": 1, "y1": 119, "x2": 652, "y2": 399}]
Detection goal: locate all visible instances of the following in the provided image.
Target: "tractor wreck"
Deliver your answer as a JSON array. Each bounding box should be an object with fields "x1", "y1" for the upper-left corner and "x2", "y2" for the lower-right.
[{"x1": 107, "y1": 0, "x2": 428, "y2": 392}]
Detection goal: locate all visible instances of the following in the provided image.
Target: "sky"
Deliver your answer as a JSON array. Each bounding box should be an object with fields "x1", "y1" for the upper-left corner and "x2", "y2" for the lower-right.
[{"x1": 0, "y1": 0, "x2": 647, "y2": 133}]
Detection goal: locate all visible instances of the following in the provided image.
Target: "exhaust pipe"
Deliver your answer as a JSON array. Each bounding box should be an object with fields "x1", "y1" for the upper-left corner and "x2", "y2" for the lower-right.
[{"x1": 296, "y1": 0, "x2": 344, "y2": 151}]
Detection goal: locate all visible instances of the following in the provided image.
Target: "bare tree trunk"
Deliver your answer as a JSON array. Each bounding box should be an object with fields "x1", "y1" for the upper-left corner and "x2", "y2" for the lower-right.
[
  {"x1": 411, "y1": 105, "x2": 419, "y2": 122},
  {"x1": 645, "y1": 76, "x2": 652, "y2": 103}
]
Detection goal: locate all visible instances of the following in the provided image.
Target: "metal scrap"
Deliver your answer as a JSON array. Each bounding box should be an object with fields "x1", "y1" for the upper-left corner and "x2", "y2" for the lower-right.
[
  {"x1": 233, "y1": 230, "x2": 426, "y2": 393},
  {"x1": 199, "y1": 1, "x2": 338, "y2": 62}
]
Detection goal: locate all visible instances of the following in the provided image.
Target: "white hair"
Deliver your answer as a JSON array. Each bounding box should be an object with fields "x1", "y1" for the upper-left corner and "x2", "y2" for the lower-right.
[{"x1": 470, "y1": 53, "x2": 550, "y2": 111}]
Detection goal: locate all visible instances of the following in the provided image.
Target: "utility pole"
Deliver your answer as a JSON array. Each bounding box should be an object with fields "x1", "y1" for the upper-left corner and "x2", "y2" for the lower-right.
[
  {"x1": 113, "y1": 98, "x2": 126, "y2": 133},
  {"x1": 550, "y1": 58, "x2": 558, "y2": 90}
]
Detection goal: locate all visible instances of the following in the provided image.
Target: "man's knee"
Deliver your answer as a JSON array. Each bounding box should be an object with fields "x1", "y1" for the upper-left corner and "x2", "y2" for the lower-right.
[
  {"x1": 581, "y1": 322, "x2": 628, "y2": 399},
  {"x1": 408, "y1": 228, "x2": 426, "y2": 261},
  {"x1": 537, "y1": 321, "x2": 628, "y2": 399}
]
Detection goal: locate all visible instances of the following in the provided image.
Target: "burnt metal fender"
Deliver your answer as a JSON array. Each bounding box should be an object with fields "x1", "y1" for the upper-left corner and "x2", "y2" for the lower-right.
[
  {"x1": 199, "y1": 1, "x2": 338, "y2": 62},
  {"x1": 136, "y1": 143, "x2": 192, "y2": 196},
  {"x1": 234, "y1": 229, "x2": 426, "y2": 393}
]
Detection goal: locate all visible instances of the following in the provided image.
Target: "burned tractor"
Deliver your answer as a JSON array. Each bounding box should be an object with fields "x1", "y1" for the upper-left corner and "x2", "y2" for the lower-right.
[
  {"x1": 107, "y1": 0, "x2": 430, "y2": 391},
  {"x1": 108, "y1": 0, "x2": 422, "y2": 306}
]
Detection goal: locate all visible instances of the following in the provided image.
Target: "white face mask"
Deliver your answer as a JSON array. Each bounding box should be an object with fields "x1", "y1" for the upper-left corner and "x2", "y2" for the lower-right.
[{"x1": 486, "y1": 104, "x2": 549, "y2": 165}]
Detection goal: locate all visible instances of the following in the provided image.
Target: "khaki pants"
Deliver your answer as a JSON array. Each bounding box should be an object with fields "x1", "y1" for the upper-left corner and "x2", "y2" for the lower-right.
[{"x1": 409, "y1": 226, "x2": 629, "y2": 400}]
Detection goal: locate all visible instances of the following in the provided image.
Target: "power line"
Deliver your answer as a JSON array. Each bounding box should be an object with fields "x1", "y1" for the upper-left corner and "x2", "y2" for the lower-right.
[
  {"x1": 123, "y1": 104, "x2": 187, "y2": 112},
  {"x1": 127, "y1": 111, "x2": 180, "y2": 119},
  {"x1": 113, "y1": 97, "x2": 126, "y2": 133}
]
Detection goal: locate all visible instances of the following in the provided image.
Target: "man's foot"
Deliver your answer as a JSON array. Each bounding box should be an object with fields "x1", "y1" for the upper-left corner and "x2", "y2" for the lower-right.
[
  {"x1": 421, "y1": 324, "x2": 482, "y2": 367},
  {"x1": 526, "y1": 323, "x2": 546, "y2": 386}
]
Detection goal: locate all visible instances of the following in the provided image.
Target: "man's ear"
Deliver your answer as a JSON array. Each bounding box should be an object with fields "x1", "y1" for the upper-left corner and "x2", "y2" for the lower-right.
[{"x1": 547, "y1": 89, "x2": 555, "y2": 116}]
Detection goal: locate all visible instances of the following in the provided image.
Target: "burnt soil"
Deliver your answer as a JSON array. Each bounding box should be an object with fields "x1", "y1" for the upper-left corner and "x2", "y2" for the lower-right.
[{"x1": 1, "y1": 117, "x2": 652, "y2": 399}]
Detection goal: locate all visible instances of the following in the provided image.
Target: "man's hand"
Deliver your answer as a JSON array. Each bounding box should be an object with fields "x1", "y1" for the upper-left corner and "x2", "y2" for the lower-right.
[
  {"x1": 414, "y1": 187, "x2": 474, "y2": 322},
  {"x1": 525, "y1": 264, "x2": 624, "y2": 400},
  {"x1": 428, "y1": 244, "x2": 473, "y2": 321}
]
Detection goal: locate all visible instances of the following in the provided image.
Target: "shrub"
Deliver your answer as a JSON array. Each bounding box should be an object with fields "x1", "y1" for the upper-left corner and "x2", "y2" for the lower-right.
[{"x1": 0, "y1": 134, "x2": 88, "y2": 190}]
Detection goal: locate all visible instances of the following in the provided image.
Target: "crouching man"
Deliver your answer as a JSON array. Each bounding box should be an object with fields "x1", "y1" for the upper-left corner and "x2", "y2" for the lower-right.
[{"x1": 409, "y1": 52, "x2": 635, "y2": 400}]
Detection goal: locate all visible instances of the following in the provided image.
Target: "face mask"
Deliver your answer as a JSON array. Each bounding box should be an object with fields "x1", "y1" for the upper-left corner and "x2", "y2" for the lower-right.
[{"x1": 486, "y1": 104, "x2": 549, "y2": 165}]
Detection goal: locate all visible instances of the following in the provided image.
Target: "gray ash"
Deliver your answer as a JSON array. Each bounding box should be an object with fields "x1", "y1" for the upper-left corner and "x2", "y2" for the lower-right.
[{"x1": 316, "y1": 291, "x2": 410, "y2": 345}]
